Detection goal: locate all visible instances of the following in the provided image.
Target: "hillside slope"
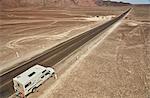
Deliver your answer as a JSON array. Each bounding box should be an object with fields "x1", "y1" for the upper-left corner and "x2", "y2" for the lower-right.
[{"x1": 0, "y1": 0, "x2": 103, "y2": 9}]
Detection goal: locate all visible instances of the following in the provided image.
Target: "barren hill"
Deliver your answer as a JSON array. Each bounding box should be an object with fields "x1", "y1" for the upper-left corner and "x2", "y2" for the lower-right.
[{"x1": 0, "y1": 0, "x2": 104, "y2": 9}]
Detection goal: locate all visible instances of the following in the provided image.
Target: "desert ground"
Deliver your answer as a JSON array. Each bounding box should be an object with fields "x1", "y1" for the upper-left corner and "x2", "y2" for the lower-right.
[
  {"x1": 25, "y1": 6, "x2": 149, "y2": 98},
  {"x1": 1, "y1": 5, "x2": 149, "y2": 98},
  {"x1": 0, "y1": 6, "x2": 129, "y2": 74}
]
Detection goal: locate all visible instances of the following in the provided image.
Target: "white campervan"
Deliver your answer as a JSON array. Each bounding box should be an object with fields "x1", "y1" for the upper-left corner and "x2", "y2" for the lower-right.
[{"x1": 13, "y1": 65, "x2": 55, "y2": 97}]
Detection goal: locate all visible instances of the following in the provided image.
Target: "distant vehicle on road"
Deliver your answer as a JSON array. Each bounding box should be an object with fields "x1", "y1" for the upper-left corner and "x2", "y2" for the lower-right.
[{"x1": 13, "y1": 65, "x2": 55, "y2": 97}]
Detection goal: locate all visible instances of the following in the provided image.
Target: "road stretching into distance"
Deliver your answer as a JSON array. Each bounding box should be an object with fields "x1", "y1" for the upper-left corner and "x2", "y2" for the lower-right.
[{"x1": 0, "y1": 8, "x2": 131, "y2": 98}]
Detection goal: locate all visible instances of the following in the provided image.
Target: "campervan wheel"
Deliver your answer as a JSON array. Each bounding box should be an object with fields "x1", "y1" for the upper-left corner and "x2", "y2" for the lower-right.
[{"x1": 32, "y1": 87, "x2": 37, "y2": 93}]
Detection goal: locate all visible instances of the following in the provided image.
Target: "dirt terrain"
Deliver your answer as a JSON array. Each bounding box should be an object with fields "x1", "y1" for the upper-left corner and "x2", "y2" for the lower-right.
[
  {"x1": 1, "y1": 5, "x2": 149, "y2": 98},
  {"x1": 25, "y1": 6, "x2": 149, "y2": 98},
  {"x1": 0, "y1": 6, "x2": 129, "y2": 74}
]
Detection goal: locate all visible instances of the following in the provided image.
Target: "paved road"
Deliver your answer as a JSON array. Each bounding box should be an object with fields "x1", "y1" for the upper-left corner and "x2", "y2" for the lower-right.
[{"x1": 0, "y1": 8, "x2": 131, "y2": 98}]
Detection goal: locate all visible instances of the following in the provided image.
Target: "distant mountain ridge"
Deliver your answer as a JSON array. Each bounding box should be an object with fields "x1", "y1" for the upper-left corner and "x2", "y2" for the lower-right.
[
  {"x1": 0, "y1": 0, "x2": 103, "y2": 8},
  {"x1": 0, "y1": 0, "x2": 131, "y2": 9}
]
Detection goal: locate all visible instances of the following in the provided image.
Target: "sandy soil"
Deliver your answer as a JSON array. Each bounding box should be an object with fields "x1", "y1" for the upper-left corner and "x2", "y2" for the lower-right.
[
  {"x1": 128, "y1": 6, "x2": 150, "y2": 22},
  {"x1": 0, "y1": 10, "x2": 110, "y2": 74},
  {"x1": 0, "y1": 7, "x2": 127, "y2": 74},
  {"x1": 24, "y1": 6, "x2": 150, "y2": 98}
]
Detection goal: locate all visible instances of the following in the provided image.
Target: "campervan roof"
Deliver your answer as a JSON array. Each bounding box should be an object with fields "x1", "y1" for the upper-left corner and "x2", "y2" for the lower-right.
[{"x1": 13, "y1": 65, "x2": 46, "y2": 85}]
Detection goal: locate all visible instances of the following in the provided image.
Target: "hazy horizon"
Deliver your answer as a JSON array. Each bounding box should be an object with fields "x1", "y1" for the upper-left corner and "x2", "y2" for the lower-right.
[{"x1": 110, "y1": 0, "x2": 150, "y2": 4}]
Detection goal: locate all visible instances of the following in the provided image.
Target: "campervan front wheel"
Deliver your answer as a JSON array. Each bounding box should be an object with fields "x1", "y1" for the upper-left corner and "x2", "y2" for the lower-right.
[{"x1": 32, "y1": 87, "x2": 37, "y2": 93}]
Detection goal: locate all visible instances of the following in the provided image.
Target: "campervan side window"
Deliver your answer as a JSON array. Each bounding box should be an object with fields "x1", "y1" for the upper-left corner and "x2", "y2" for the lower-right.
[
  {"x1": 28, "y1": 72, "x2": 35, "y2": 77},
  {"x1": 25, "y1": 82, "x2": 31, "y2": 88},
  {"x1": 42, "y1": 70, "x2": 46, "y2": 73},
  {"x1": 45, "y1": 72, "x2": 50, "y2": 75},
  {"x1": 41, "y1": 75, "x2": 44, "y2": 78}
]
